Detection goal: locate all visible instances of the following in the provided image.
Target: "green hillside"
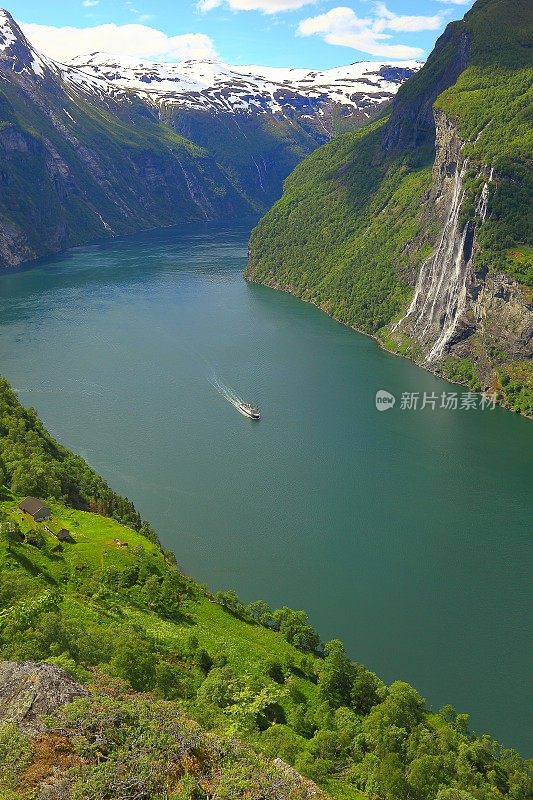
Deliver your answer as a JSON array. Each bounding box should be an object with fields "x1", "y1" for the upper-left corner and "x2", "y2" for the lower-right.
[
  {"x1": 0, "y1": 68, "x2": 254, "y2": 269},
  {"x1": 246, "y1": 0, "x2": 533, "y2": 416},
  {"x1": 0, "y1": 378, "x2": 532, "y2": 798}
]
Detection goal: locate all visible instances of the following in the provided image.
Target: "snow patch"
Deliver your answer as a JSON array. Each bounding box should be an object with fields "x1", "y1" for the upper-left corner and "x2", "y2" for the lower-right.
[{"x1": 62, "y1": 54, "x2": 421, "y2": 116}]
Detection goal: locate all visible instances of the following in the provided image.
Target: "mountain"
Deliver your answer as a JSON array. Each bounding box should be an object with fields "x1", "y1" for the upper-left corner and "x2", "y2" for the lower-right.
[
  {"x1": 246, "y1": 0, "x2": 533, "y2": 416},
  {"x1": 0, "y1": 9, "x2": 249, "y2": 269},
  {"x1": 0, "y1": 9, "x2": 418, "y2": 271},
  {"x1": 0, "y1": 374, "x2": 531, "y2": 798},
  {"x1": 66, "y1": 53, "x2": 419, "y2": 130}
]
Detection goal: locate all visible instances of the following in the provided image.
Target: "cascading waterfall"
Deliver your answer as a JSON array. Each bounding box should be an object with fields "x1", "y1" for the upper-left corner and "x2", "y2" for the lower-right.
[{"x1": 397, "y1": 160, "x2": 493, "y2": 363}]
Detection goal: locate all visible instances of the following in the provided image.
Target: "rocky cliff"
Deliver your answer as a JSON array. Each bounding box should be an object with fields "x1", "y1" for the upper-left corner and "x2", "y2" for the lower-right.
[
  {"x1": 393, "y1": 109, "x2": 532, "y2": 391},
  {"x1": 246, "y1": 0, "x2": 532, "y2": 416}
]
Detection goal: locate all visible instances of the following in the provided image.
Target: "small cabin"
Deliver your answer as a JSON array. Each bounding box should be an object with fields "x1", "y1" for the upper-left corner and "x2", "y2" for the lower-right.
[
  {"x1": 18, "y1": 497, "x2": 52, "y2": 522},
  {"x1": 56, "y1": 529, "x2": 74, "y2": 544}
]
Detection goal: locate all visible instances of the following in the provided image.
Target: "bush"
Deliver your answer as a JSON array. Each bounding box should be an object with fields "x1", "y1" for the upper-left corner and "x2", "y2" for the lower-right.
[{"x1": 110, "y1": 637, "x2": 157, "y2": 691}]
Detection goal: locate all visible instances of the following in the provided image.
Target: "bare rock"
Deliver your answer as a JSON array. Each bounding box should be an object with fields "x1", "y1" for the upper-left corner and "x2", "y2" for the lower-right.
[{"x1": 0, "y1": 661, "x2": 88, "y2": 733}]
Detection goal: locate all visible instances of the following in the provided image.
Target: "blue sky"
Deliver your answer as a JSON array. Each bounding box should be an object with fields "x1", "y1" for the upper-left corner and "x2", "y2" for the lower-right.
[{"x1": 10, "y1": 0, "x2": 475, "y2": 68}]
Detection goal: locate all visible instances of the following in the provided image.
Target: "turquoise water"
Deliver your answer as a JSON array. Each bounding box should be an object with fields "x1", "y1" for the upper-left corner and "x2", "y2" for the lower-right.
[{"x1": 0, "y1": 222, "x2": 531, "y2": 753}]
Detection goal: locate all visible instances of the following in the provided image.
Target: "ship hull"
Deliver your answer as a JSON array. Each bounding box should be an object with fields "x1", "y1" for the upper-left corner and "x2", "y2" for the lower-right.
[{"x1": 238, "y1": 404, "x2": 260, "y2": 420}]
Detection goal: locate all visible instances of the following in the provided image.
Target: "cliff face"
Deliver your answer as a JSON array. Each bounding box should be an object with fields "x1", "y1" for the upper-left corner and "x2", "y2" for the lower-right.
[
  {"x1": 382, "y1": 24, "x2": 472, "y2": 154},
  {"x1": 0, "y1": 21, "x2": 254, "y2": 271},
  {"x1": 246, "y1": 0, "x2": 532, "y2": 416},
  {"x1": 394, "y1": 110, "x2": 532, "y2": 383}
]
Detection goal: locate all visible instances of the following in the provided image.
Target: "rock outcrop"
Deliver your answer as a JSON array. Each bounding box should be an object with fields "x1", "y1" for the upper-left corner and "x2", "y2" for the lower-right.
[{"x1": 0, "y1": 661, "x2": 87, "y2": 733}]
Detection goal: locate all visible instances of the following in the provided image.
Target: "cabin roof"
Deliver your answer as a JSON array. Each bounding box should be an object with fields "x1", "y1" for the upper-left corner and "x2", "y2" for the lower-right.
[{"x1": 18, "y1": 497, "x2": 51, "y2": 517}]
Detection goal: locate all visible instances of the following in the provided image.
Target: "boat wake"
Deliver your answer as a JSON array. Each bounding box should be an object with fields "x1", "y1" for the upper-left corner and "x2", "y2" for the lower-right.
[{"x1": 209, "y1": 374, "x2": 244, "y2": 412}]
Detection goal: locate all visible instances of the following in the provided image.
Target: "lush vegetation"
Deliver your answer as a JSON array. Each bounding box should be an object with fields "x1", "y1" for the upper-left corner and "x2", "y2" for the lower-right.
[
  {"x1": 494, "y1": 362, "x2": 533, "y2": 417},
  {"x1": 0, "y1": 379, "x2": 531, "y2": 799},
  {"x1": 246, "y1": 0, "x2": 532, "y2": 416},
  {"x1": 0, "y1": 377, "x2": 158, "y2": 541},
  {"x1": 435, "y1": 0, "x2": 533, "y2": 285},
  {"x1": 247, "y1": 118, "x2": 433, "y2": 333}
]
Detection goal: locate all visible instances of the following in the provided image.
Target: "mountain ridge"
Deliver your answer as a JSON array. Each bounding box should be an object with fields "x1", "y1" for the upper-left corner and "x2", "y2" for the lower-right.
[
  {"x1": 65, "y1": 52, "x2": 420, "y2": 127},
  {"x1": 0, "y1": 8, "x2": 418, "y2": 271}
]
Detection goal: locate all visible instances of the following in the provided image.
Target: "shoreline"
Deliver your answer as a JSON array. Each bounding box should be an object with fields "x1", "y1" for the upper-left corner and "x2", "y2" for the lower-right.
[{"x1": 244, "y1": 274, "x2": 532, "y2": 420}]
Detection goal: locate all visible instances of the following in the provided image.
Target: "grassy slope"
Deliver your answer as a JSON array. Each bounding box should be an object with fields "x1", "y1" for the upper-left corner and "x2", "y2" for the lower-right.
[
  {"x1": 246, "y1": 0, "x2": 532, "y2": 414},
  {"x1": 1, "y1": 500, "x2": 307, "y2": 679},
  {"x1": 0, "y1": 498, "x2": 525, "y2": 800},
  {"x1": 0, "y1": 499, "x2": 300, "y2": 674},
  {"x1": 0, "y1": 499, "x2": 330, "y2": 797},
  {"x1": 0, "y1": 379, "x2": 531, "y2": 797}
]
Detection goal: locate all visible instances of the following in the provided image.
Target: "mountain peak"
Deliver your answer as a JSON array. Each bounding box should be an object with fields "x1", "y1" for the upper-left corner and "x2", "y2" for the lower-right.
[
  {"x1": 0, "y1": 8, "x2": 20, "y2": 44},
  {"x1": 0, "y1": 8, "x2": 51, "y2": 79}
]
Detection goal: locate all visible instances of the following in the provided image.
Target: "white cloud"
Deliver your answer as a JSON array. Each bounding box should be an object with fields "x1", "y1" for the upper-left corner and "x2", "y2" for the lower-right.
[
  {"x1": 373, "y1": 3, "x2": 441, "y2": 32},
  {"x1": 198, "y1": 0, "x2": 317, "y2": 13},
  {"x1": 435, "y1": 0, "x2": 469, "y2": 4},
  {"x1": 298, "y1": 4, "x2": 444, "y2": 59},
  {"x1": 19, "y1": 21, "x2": 218, "y2": 63},
  {"x1": 82, "y1": 0, "x2": 100, "y2": 7}
]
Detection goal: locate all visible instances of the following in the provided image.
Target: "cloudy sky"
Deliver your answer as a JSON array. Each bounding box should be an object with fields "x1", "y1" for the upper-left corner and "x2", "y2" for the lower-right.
[{"x1": 11, "y1": 0, "x2": 475, "y2": 67}]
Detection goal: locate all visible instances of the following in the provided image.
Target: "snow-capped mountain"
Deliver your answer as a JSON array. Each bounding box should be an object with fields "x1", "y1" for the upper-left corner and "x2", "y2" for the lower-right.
[
  {"x1": 0, "y1": 9, "x2": 120, "y2": 103},
  {"x1": 0, "y1": 8, "x2": 55, "y2": 79},
  {"x1": 0, "y1": 4, "x2": 420, "y2": 128},
  {"x1": 67, "y1": 53, "x2": 420, "y2": 120},
  {"x1": 0, "y1": 6, "x2": 420, "y2": 271}
]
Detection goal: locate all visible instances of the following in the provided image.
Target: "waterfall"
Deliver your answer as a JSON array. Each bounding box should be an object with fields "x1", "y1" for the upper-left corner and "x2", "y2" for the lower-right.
[{"x1": 398, "y1": 161, "x2": 493, "y2": 363}]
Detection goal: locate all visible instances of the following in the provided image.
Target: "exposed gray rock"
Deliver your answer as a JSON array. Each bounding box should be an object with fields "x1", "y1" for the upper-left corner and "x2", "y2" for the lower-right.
[
  {"x1": 393, "y1": 109, "x2": 532, "y2": 385},
  {"x1": 382, "y1": 23, "x2": 471, "y2": 153},
  {"x1": 36, "y1": 772, "x2": 73, "y2": 800},
  {"x1": 0, "y1": 661, "x2": 87, "y2": 733}
]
